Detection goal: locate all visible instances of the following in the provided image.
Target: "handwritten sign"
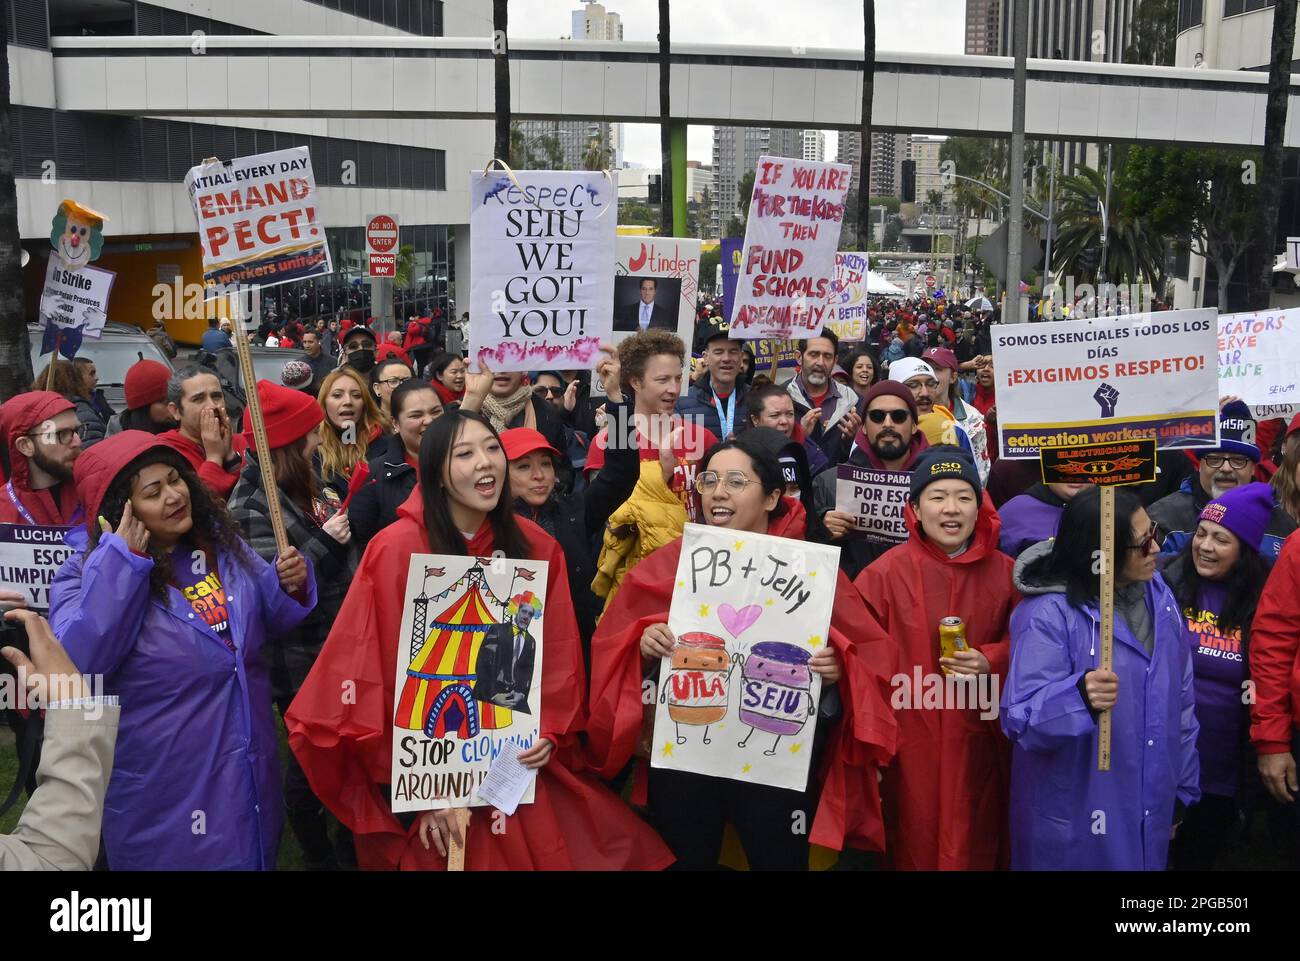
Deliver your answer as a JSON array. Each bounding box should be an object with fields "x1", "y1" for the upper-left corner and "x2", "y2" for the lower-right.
[
  {"x1": 39, "y1": 258, "x2": 114, "y2": 341},
  {"x1": 0, "y1": 525, "x2": 74, "y2": 610},
  {"x1": 390, "y1": 555, "x2": 547, "y2": 812},
  {"x1": 185, "y1": 147, "x2": 332, "y2": 289},
  {"x1": 990, "y1": 308, "x2": 1219, "y2": 459},
  {"x1": 826, "y1": 251, "x2": 870, "y2": 342},
  {"x1": 650, "y1": 524, "x2": 839, "y2": 792},
  {"x1": 469, "y1": 170, "x2": 616, "y2": 372},
  {"x1": 833, "y1": 465, "x2": 910, "y2": 543},
  {"x1": 729, "y1": 155, "x2": 851, "y2": 340},
  {"x1": 1217, "y1": 308, "x2": 1300, "y2": 418}
]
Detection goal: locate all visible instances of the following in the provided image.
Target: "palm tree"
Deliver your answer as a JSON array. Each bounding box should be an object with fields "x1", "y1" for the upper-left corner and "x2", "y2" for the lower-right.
[
  {"x1": 582, "y1": 136, "x2": 612, "y2": 172},
  {"x1": 493, "y1": 0, "x2": 510, "y2": 162},
  {"x1": 658, "y1": 0, "x2": 673, "y2": 236},
  {"x1": 0, "y1": 15, "x2": 33, "y2": 401},
  {"x1": 1247, "y1": 0, "x2": 1296, "y2": 310},
  {"x1": 1051, "y1": 165, "x2": 1162, "y2": 287},
  {"x1": 857, "y1": 1, "x2": 875, "y2": 249}
]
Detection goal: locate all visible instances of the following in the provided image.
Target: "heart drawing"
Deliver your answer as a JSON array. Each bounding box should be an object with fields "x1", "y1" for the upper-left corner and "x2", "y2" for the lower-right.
[{"x1": 718, "y1": 603, "x2": 763, "y2": 639}]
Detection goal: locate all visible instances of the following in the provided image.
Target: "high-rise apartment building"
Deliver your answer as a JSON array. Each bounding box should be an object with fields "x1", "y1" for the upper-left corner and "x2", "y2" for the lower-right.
[
  {"x1": 836, "y1": 131, "x2": 908, "y2": 198},
  {"x1": 711, "y1": 127, "x2": 809, "y2": 236},
  {"x1": 965, "y1": 0, "x2": 1003, "y2": 55},
  {"x1": 802, "y1": 130, "x2": 826, "y2": 163}
]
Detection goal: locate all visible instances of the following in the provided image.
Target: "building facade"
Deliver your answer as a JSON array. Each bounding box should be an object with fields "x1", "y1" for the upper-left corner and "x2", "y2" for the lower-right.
[
  {"x1": 908, "y1": 135, "x2": 951, "y2": 207},
  {"x1": 965, "y1": 0, "x2": 1003, "y2": 55},
  {"x1": 711, "y1": 126, "x2": 807, "y2": 236},
  {"x1": 802, "y1": 130, "x2": 826, "y2": 163},
  {"x1": 837, "y1": 130, "x2": 909, "y2": 199}
]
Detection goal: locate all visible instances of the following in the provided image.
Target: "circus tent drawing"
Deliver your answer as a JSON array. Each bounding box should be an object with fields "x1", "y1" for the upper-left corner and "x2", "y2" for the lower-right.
[{"x1": 394, "y1": 562, "x2": 513, "y2": 739}]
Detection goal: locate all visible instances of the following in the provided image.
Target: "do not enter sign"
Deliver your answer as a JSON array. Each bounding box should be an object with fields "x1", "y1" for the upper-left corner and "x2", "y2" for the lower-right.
[
  {"x1": 925, "y1": 275, "x2": 936, "y2": 288},
  {"x1": 366, "y1": 213, "x2": 399, "y2": 278}
]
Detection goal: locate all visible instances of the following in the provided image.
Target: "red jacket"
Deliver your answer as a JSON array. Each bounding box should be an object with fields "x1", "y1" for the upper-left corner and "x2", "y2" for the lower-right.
[
  {"x1": 0, "y1": 391, "x2": 84, "y2": 526},
  {"x1": 285, "y1": 489, "x2": 673, "y2": 871},
  {"x1": 587, "y1": 509, "x2": 899, "y2": 854},
  {"x1": 157, "y1": 429, "x2": 247, "y2": 501},
  {"x1": 852, "y1": 497, "x2": 1015, "y2": 870},
  {"x1": 1250, "y1": 529, "x2": 1300, "y2": 754}
]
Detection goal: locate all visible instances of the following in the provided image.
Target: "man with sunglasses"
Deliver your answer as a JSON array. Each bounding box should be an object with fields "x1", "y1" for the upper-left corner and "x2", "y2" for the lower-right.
[
  {"x1": 0, "y1": 391, "x2": 86, "y2": 527},
  {"x1": 810, "y1": 381, "x2": 931, "y2": 578},
  {"x1": 1150, "y1": 400, "x2": 1297, "y2": 563}
]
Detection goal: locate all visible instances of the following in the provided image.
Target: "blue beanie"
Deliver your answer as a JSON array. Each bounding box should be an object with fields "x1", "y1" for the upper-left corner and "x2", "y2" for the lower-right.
[
  {"x1": 1216, "y1": 400, "x2": 1260, "y2": 462},
  {"x1": 1198, "y1": 481, "x2": 1273, "y2": 554}
]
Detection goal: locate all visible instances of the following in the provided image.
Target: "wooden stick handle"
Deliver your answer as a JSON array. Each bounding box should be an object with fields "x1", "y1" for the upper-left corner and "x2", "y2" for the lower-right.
[
  {"x1": 1097, "y1": 484, "x2": 1116, "y2": 772},
  {"x1": 446, "y1": 807, "x2": 469, "y2": 872},
  {"x1": 230, "y1": 292, "x2": 289, "y2": 555}
]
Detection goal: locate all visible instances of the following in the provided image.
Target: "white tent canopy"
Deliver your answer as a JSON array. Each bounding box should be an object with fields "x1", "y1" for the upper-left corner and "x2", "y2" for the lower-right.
[{"x1": 867, "y1": 271, "x2": 905, "y2": 295}]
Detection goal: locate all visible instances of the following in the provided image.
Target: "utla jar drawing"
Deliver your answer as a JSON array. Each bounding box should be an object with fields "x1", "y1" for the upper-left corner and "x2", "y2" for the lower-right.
[
  {"x1": 661, "y1": 632, "x2": 733, "y2": 745},
  {"x1": 737, "y1": 642, "x2": 814, "y2": 756}
]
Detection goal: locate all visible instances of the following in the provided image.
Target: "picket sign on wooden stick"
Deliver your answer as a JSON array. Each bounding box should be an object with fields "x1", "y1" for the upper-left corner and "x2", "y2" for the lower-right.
[
  {"x1": 229, "y1": 289, "x2": 289, "y2": 555},
  {"x1": 1097, "y1": 484, "x2": 1116, "y2": 772},
  {"x1": 44, "y1": 331, "x2": 62, "y2": 390},
  {"x1": 446, "y1": 808, "x2": 470, "y2": 871}
]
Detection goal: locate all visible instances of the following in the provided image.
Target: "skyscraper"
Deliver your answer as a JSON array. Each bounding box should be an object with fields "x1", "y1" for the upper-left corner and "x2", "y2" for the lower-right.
[
  {"x1": 711, "y1": 127, "x2": 811, "y2": 237},
  {"x1": 836, "y1": 130, "x2": 908, "y2": 198},
  {"x1": 965, "y1": 0, "x2": 1002, "y2": 56},
  {"x1": 802, "y1": 130, "x2": 826, "y2": 163}
]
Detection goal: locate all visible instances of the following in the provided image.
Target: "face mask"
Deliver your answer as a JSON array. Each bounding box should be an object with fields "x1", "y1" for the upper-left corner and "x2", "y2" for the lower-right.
[{"x1": 346, "y1": 349, "x2": 376, "y2": 373}]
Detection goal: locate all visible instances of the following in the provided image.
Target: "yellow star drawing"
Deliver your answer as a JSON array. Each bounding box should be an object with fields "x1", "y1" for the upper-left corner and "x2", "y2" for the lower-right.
[
  {"x1": 661, "y1": 741, "x2": 674, "y2": 758},
  {"x1": 764, "y1": 598, "x2": 774, "y2": 607},
  {"x1": 677, "y1": 580, "x2": 685, "y2": 588},
  {"x1": 733, "y1": 540, "x2": 745, "y2": 551},
  {"x1": 741, "y1": 763, "x2": 752, "y2": 774},
  {"x1": 790, "y1": 743, "x2": 803, "y2": 754},
  {"x1": 808, "y1": 570, "x2": 817, "y2": 577},
  {"x1": 699, "y1": 603, "x2": 710, "y2": 617},
  {"x1": 807, "y1": 635, "x2": 822, "y2": 649}
]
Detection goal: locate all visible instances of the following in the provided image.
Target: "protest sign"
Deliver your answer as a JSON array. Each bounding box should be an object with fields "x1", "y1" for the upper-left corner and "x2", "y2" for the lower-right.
[
  {"x1": 185, "y1": 147, "x2": 332, "y2": 290},
  {"x1": 826, "y1": 251, "x2": 870, "y2": 342},
  {"x1": 1040, "y1": 439, "x2": 1158, "y2": 487},
  {"x1": 390, "y1": 555, "x2": 547, "y2": 812},
  {"x1": 752, "y1": 339, "x2": 802, "y2": 374},
  {"x1": 1217, "y1": 308, "x2": 1300, "y2": 419},
  {"x1": 834, "y1": 465, "x2": 911, "y2": 543},
  {"x1": 39, "y1": 257, "x2": 114, "y2": 341},
  {"x1": 729, "y1": 156, "x2": 851, "y2": 340},
  {"x1": 650, "y1": 524, "x2": 839, "y2": 792},
  {"x1": 720, "y1": 237, "x2": 743, "y2": 324},
  {"x1": 0, "y1": 524, "x2": 73, "y2": 610},
  {"x1": 469, "y1": 169, "x2": 616, "y2": 372},
  {"x1": 990, "y1": 308, "x2": 1219, "y2": 459}
]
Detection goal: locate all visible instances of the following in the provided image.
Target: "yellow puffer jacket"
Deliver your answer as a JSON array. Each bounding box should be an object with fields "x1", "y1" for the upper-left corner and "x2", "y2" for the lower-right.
[{"x1": 592, "y1": 459, "x2": 688, "y2": 612}]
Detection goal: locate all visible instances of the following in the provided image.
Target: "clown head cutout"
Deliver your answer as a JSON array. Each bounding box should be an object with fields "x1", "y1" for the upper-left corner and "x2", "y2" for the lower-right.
[{"x1": 49, "y1": 199, "x2": 108, "y2": 271}]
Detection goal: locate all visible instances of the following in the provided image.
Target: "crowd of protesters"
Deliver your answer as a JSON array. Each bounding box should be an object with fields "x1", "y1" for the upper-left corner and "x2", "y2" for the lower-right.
[{"x1": 3, "y1": 290, "x2": 1300, "y2": 874}]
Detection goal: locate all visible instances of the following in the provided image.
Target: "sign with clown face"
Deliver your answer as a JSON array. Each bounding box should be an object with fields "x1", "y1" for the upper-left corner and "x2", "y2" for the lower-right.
[
  {"x1": 39, "y1": 199, "x2": 116, "y2": 353},
  {"x1": 651, "y1": 523, "x2": 839, "y2": 792},
  {"x1": 49, "y1": 199, "x2": 107, "y2": 271}
]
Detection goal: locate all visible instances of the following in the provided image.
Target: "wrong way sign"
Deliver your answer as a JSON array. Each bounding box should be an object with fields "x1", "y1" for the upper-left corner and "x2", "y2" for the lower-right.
[{"x1": 366, "y1": 213, "x2": 399, "y2": 278}]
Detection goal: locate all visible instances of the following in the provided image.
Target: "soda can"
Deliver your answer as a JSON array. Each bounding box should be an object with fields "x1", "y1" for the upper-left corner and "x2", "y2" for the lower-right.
[{"x1": 939, "y1": 616, "x2": 967, "y2": 675}]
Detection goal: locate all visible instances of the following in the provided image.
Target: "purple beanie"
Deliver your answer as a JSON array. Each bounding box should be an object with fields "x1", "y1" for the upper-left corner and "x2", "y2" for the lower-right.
[{"x1": 1198, "y1": 481, "x2": 1273, "y2": 553}]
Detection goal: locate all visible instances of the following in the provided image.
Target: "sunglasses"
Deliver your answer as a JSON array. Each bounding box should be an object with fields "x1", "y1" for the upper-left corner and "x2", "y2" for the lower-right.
[
  {"x1": 534, "y1": 386, "x2": 565, "y2": 398},
  {"x1": 1126, "y1": 526, "x2": 1162, "y2": 553},
  {"x1": 867, "y1": 409, "x2": 911, "y2": 425}
]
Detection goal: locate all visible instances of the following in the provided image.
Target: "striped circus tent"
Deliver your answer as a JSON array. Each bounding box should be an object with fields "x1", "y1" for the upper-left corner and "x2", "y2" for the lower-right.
[{"x1": 395, "y1": 565, "x2": 512, "y2": 738}]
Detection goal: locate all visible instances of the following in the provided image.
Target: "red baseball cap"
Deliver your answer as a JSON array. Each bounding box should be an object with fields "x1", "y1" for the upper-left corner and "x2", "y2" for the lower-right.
[
  {"x1": 500, "y1": 427, "x2": 560, "y2": 462},
  {"x1": 921, "y1": 346, "x2": 959, "y2": 372},
  {"x1": 1286, "y1": 412, "x2": 1300, "y2": 438}
]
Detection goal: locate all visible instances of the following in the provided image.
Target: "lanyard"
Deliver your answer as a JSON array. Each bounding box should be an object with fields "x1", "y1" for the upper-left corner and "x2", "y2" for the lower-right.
[
  {"x1": 711, "y1": 389, "x2": 735, "y2": 439},
  {"x1": 6, "y1": 479, "x2": 83, "y2": 527}
]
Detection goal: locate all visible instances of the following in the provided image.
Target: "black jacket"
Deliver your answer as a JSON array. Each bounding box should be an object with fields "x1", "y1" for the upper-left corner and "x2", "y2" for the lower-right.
[
  {"x1": 348, "y1": 445, "x2": 418, "y2": 553},
  {"x1": 473, "y1": 622, "x2": 537, "y2": 713}
]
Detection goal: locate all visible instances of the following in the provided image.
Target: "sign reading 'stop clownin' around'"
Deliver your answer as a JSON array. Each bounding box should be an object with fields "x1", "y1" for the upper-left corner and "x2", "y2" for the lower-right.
[
  {"x1": 651, "y1": 524, "x2": 839, "y2": 792},
  {"x1": 389, "y1": 555, "x2": 547, "y2": 813}
]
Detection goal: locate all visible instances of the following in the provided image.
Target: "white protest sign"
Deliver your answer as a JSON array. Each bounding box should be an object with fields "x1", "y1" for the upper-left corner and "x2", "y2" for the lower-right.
[
  {"x1": 1217, "y1": 308, "x2": 1300, "y2": 419},
  {"x1": 390, "y1": 555, "x2": 547, "y2": 812},
  {"x1": 184, "y1": 147, "x2": 332, "y2": 290},
  {"x1": 0, "y1": 525, "x2": 74, "y2": 610},
  {"x1": 38, "y1": 258, "x2": 115, "y2": 340},
  {"x1": 834, "y1": 465, "x2": 910, "y2": 543},
  {"x1": 651, "y1": 524, "x2": 839, "y2": 792},
  {"x1": 470, "y1": 169, "x2": 616, "y2": 373},
  {"x1": 826, "y1": 251, "x2": 870, "y2": 342},
  {"x1": 990, "y1": 308, "x2": 1220, "y2": 459},
  {"x1": 729, "y1": 155, "x2": 851, "y2": 340}
]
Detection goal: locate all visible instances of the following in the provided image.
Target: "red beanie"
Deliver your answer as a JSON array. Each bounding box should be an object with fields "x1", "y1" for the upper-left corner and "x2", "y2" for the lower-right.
[
  {"x1": 124, "y1": 360, "x2": 172, "y2": 411},
  {"x1": 240, "y1": 379, "x2": 324, "y2": 449}
]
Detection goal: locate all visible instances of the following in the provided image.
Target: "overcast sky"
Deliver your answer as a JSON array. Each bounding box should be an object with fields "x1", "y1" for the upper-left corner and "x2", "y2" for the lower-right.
[{"x1": 505, "y1": 0, "x2": 967, "y2": 166}]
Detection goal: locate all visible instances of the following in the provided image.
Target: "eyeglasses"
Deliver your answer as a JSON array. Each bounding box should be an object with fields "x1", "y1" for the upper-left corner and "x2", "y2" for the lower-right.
[
  {"x1": 26, "y1": 424, "x2": 87, "y2": 445},
  {"x1": 1201, "y1": 453, "x2": 1251, "y2": 471},
  {"x1": 1125, "y1": 526, "x2": 1162, "y2": 553},
  {"x1": 534, "y1": 386, "x2": 565, "y2": 398},
  {"x1": 903, "y1": 378, "x2": 940, "y2": 391},
  {"x1": 696, "y1": 470, "x2": 756, "y2": 494},
  {"x1": 867, "y1": 409, "x2": 911, "y2": 425},
  {"x1": 377, "y1": 375, "x2": 412, "y2": 389}
]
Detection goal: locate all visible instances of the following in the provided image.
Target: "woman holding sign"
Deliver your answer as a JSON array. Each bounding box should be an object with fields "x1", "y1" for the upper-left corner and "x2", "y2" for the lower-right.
[
  {"x1": 852, "y1": 446, "x2": 1014, "y2": 870},
  {"x1": 50, "y1": 430, "x2": 316, "y2": 870},
  {"x1": 286, "y1": 409, "x2": 673, "y2": 871},
  {"x1": 588, "y1": 433, "x2": 898, "y2": 870},
  {"x1": 1001, "y1": 486, "x2": 1200, "y2": 870}
]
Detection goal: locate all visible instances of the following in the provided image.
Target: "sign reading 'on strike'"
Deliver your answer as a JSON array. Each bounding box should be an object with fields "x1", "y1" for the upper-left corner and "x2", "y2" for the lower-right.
[{"x1": 991, "y1": 308, "x2": 1220, "y2": 460}]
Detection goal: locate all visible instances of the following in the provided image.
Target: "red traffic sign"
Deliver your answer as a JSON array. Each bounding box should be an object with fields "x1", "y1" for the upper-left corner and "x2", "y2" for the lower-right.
[
  {"x1": 366, "y1": 215, "x2": 398, "y2": 254},
  {"x1": 368, "y1": 254, "x2": 396, "y2": 278},
  {"x1": 925, "y1": 275, "x2": 937, "y2": 288}
]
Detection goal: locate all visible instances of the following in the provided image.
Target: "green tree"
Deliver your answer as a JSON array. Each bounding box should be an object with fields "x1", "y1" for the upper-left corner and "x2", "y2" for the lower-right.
[
  {"x1": 724, "y1": 216, "x2": 745, "y2": 238},
  {"x1": 582, "y1": 136, "x2": 612, "y2": 172},
  {"x1": 696, "y1": 186, "x2": 712, "y2": 239},
  {"x1": 393, "y1": 244, "x2": 417, "y2": 289},
  {"x1": 881, "y1": 215, "x2": 904, "y2": 250},
  {"x1": 1052, "y1": 163, "x2": 1163, "y2": 287},
  {"x1": 699, "y1": 246, "x2": 721, "y2": 294},
  {"x1": 1247, "y1": 0, "x2": 1297, "y2": 309},
  {"x1": 1124, "y1": 0, "x2": 1177, "y2": 66},
  {"x1": 736, "y1": 170, "x2": 756, "y2": 220},
  {"x1": 619, "y1": 203, "x2": 659, "y2": 227}
]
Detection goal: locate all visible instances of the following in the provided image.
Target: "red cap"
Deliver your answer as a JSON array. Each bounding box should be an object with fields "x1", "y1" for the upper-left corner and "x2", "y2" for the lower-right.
[
  {"x1": 1287, "y1": 413, "x2": 1300, "y2": 439},
  {"x1": 124, "y1": 360, "x2": 172, "y2": 410},
  {"x1": 240, "y1": 379, "x2": 324, "y2": 449},
  {"x1": 921, "y1": 346, "x2": 959, "y2": 372},
  {"x1": 501, "y1": 427, "x2": 560, "y2": 462}
]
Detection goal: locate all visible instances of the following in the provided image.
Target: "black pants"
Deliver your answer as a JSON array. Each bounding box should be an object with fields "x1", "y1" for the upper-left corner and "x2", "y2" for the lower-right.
[
  {"x1": 275, "y1": 695, "x2": 355, "y2": 869},
  {"x1": 1170, "y1": 793, "x2": 1238, "y2": 870},
  {"x1": 647, "y1": 768, "x2": 812, "y2": 871}
]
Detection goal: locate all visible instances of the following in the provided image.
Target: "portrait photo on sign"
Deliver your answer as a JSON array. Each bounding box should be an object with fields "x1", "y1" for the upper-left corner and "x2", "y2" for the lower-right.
[{"x1": 613, "y1": 275, "x2": 682, "y2": 332}]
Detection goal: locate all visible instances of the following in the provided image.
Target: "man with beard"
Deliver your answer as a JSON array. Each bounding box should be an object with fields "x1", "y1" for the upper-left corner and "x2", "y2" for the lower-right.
[
  {"x1": 158, "y1": 366, "x2": 247, "y2": 501},
  {"x1": 810, "y1": 381, "x2": 931, "y2": 579},
  {"x1": 787, "y1": 328, "x2": 860, "y2": 464},
  {"x1": 0, "y1": 392, "x2": 86, "y2": 526},
  {"x1": 1149, "y1": 400, "x2": 1297, "y2": 563}
]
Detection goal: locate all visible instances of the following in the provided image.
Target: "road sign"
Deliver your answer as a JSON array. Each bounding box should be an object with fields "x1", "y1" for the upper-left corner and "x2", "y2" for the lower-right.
[
  {"x1": 366, "y1": 213, "x2": 399, "y2": 278},
  {"x1": 925, "y1": 275, "x2": 936, "y2": 288}
]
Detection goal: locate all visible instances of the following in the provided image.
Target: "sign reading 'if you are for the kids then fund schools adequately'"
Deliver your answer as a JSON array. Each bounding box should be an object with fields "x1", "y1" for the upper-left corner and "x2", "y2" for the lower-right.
[{"x1": 990, "y1": 308, "x2": 1220, "y2": 460}]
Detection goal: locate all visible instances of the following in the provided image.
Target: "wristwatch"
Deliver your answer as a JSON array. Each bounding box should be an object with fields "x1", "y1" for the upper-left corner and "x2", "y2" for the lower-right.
[{"x1": 223, "y1": 453, "x2": 243, "y2": 473}]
